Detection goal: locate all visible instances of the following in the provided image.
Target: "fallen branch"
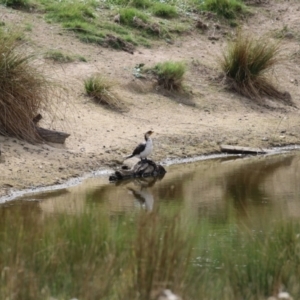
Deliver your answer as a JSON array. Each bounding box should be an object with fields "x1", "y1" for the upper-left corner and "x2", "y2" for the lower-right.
[
  {"x1": 220, "y1": 144, "x2": 270, "y2": 155},
  {"x1": 35, "y1": 127, "x2": 70, "y2": 144}
]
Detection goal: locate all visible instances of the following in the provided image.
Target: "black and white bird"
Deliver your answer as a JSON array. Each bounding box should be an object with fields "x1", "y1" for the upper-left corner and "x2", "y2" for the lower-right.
[{"x1": 124, "y1": 130, "x2": 154, "y2": 161}]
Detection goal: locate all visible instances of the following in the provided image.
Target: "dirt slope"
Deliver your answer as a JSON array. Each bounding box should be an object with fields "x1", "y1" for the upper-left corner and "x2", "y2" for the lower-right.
[{"x1": 0, "y1": 1, "x2": 300, "y2": 197}]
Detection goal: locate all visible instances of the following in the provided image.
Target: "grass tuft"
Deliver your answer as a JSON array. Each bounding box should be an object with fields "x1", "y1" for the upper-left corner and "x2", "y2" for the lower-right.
[
  {"x1": 153, "y1": 61, "x2": 186, "y2": 91},
  {"x1": 44, "y1": 49, "x2": 87, "y2": 63},
  {"x1": 0, "y1": 29, "x2": 55, "y2": 142},
  {"x1": 84, "y1": 74, "x2": 126, "y2": 111},
  {"x1": 220, "y1": 32, "x2": 288, "y2": 101},
  {"x1": 200, "y1": 0, "x2": 247, "y2": 19},
  {"x1": 152, "y1": 3, "x2": 178, "y2": 19},
  {"x1": 119, "y1": 7, "x2": 149, "y2": 27},
  {"x1": 45, "y1": 1, "x2": 95, "y2": 23},
  {"x1": 128, "y1": 0, "x2": 151, "y2": 9},
  {"x1": 44, "y1": 49, "x2": 75, "y2": 63}
]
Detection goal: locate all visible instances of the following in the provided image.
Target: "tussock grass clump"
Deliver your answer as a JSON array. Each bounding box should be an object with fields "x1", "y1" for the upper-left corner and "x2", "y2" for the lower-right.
[
  {"x1": 220, "y1": 33, "x2": 288, "y2": 101},
  {"x1": 200, "y1": 0, "x2": 247, "y2": 19},
  {"x1": 152, "y1": 3, "x2": 178, "y2": 18},
  {"x1": 0, "y1": 30, "x2": 54, "y2": 141},
  {"x1": 128, "y1": 0, "x2": 151, "y2": 9},
  {"x1": 119, "y1": 8, "x2": 149, "y2": 27},
  {"x1": 153, "y1": 61, "x2": 186, "y2": 91},
  {"x1": 84, "y1": 74, "x2": 125, "y2": 111}
]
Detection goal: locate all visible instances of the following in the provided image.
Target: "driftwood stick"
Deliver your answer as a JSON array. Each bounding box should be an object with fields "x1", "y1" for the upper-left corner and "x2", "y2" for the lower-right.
[
  {"x1": 36, "y1": 127, "x2": 70, "y2": 144},
  {"x1": 31, "y1": 114, "x2": 70, "y2": 144},
  {"x1": 220, "y1": 144, "x2": 270, "y2": 155}
]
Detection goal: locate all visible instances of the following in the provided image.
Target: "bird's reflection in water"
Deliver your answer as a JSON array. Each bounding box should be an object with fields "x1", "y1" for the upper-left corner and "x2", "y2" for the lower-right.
[{"x1": 116, "y1": 175, "x2": 164, "y2": 211}]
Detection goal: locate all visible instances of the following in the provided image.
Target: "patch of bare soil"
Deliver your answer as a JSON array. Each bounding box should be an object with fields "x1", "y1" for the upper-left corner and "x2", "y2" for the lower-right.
[{"x1": 0, "y1": 1, "x2": 300, "y2": 198}]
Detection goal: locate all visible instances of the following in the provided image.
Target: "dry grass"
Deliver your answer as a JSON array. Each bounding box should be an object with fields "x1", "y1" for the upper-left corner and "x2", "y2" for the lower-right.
[
  {"x1": 220, "y1": 32, "x2": 292, "y2": 103},
  {"x1": 84, "y1": 74, "x2": 126, "y2": 112},
  {"x1": 0, "y1": 30, "x2": 55, "y2": 142}
]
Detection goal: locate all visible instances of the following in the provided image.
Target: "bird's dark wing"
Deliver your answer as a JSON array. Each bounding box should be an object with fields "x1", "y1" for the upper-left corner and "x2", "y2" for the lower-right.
[{"x1": 132, "y1": 143, "x2": 146, "y2": 156}]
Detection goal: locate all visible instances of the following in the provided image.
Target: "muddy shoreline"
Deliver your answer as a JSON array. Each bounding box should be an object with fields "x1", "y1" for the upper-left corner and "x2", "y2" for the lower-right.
[{"x1": 1, "y1": 144, "x2": 300, "y2": 203}]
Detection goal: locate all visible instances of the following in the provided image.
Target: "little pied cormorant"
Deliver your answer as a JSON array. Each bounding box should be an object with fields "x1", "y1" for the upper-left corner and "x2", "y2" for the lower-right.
[{"x1": 124, "y1": 130, "x2": 154, "y2": 161}]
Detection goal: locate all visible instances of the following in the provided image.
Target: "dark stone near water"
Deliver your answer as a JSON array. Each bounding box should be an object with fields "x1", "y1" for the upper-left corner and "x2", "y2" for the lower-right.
[{"x1": 109, "y1": 159, "x2": 166, "y2": 182}]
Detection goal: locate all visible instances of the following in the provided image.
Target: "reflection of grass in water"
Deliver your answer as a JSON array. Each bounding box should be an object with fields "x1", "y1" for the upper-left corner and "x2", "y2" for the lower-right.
[{"x1": 0, "y1": 205, "x2": 300, "y2": 299}]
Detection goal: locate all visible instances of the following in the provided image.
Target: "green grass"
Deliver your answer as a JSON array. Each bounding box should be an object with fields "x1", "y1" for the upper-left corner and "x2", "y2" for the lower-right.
[
  {"x1": 24, "y1": 22, "x2": 33, "y2": 31},
  {"x1": 44, "y1": 49, "x2": 87, "y2": 63},
  {"x1": 128, "y1": 0, "x2": 152, "y2": 9},
  {"x1": 152, "y1": 3, "x2": 178, "y2": 18},
  {"x1": 153, "y1": 61, "x2": 186, "y2": 90},
  {"x1": 84, "y1": 74, "x2": 126, "y2": 111},
  {"x1": 200, "y1": 0, "x2": 247, "y2": 19},
  {"x1": 1, "y1": 0, "x2": 191, "y2": 48},
  {"x1": 188, "y1": 220, "x2": 300, "y2": 299},
  {"x1": 0, "y1": 206, "x2": 193, "y2": 299},
  {"x1": 1, "y1": 201, "x2": 300, "y2": 299},
  {"x1": 45, "y1": 1, "x2": 96, "y2": 23},
  {"x1": 119, "y1": 7, "x2": 149, "y2": 27},
  {"x1": 44, "y1": 49, "x2": 75, "y2": 63},
  {"x1": 220, "y1": 32, "x2": 286, "y2": 100}
]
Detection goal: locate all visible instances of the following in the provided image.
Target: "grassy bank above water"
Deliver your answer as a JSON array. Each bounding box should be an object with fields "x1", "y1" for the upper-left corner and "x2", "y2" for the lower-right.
[{"x1": 0, "y1": 202, "x2": 300, "y2": 300}]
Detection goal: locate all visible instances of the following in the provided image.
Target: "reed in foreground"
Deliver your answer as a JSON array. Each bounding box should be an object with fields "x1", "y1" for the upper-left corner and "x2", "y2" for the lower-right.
[
  {"x1": 1, "y1": 202, "x2": 300, "y2": 299},
  {"x1": 0, "y1": 206, "x2": 193, "y2": 300}
]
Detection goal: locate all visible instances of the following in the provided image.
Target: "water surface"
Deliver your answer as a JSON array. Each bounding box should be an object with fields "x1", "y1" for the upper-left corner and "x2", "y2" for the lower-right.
[{"x1": 2, "y1": 152, "x2": 300, "y2": 230}]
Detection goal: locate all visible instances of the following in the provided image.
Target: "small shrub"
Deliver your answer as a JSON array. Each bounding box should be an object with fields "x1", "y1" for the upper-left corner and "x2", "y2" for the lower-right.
[
  {"x1": 201, "y1": 0, "x2": 247, "y2": 19},
  {"x1": 0, "y1": 29, "x2": 55, "y2": 141},
  {"x1": 119, "y1": 8, "x2": 149, "y2": 27},
  {"x1": 153, "y1": 61, "x2": 186, "y2": 91},
  {"x1": 152, "y1": 3, "x2": 178, "y2": 18},
  {"x1": 84, "y1": 74, "x2": 125, "y2": 111},
  {"x1": 220, "y1": 32, "x2": 287, "y2": 100}
]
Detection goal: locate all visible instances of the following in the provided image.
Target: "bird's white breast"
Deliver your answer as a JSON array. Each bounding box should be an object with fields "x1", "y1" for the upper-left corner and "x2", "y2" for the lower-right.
[{"x1": 139, "y1": 138, "x2": 153, "y2": 158}]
